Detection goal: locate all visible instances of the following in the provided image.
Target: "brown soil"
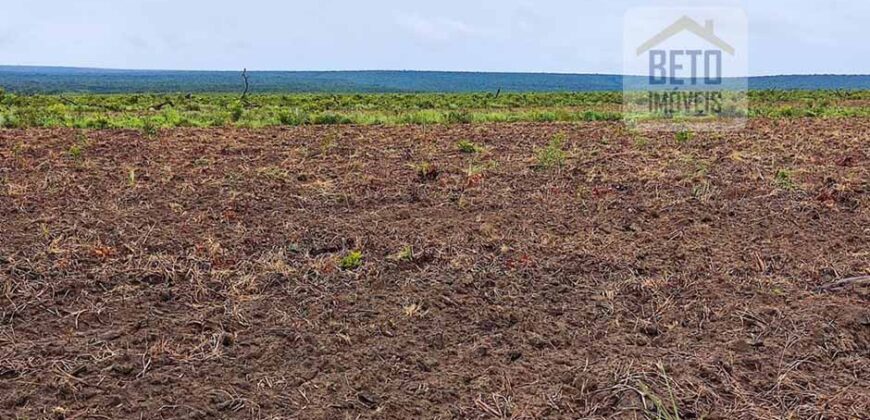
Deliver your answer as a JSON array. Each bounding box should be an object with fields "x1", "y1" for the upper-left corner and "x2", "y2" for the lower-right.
[{"x1": 1, "y1": 119, "x2": 868, "y2": 419}]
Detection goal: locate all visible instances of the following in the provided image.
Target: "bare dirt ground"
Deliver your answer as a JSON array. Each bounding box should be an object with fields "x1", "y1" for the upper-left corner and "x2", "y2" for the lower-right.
[{"x1": 1, "y1": 119, "x2": 868, "y2": 419}]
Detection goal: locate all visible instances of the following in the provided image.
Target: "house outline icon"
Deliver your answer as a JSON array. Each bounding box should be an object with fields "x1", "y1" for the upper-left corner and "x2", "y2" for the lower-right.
[{"x1": 636, "y1": 16, "x2": 735, "y2": 56}]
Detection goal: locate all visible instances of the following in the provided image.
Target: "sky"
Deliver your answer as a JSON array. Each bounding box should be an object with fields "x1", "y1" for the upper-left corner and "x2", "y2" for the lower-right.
[{"x1": 0, "y1": 0, "x2": 867, "y2": 75}]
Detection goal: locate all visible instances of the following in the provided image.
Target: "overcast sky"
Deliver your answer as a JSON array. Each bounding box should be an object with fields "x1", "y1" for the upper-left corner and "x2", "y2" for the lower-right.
[{"x1": 0, "y1": 0, "x2": 867, "y2": 75}]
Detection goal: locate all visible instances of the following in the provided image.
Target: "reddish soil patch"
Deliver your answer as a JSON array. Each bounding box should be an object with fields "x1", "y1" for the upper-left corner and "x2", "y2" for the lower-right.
[{"x1": 1, "y1": 119, "x2": 868, "y2": 419}]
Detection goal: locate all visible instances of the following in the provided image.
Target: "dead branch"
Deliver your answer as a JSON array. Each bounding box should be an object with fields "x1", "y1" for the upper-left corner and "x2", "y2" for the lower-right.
[
  {"x1": 59, "y1": 95, "x2": 79, "y2": 106},
  {"x1": 59, "y1": 95, "x2": 116, "y2": 111},
  {"x1": 151, "y1": 99, "x2": 175, "y2": 110},
  {"x1": 818, "y1": 275, "x2": 870, "y2": 291}
]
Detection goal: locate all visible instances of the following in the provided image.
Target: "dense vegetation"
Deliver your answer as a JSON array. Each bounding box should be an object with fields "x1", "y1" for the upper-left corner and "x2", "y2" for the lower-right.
[
  {"x1": 2, "y1": 66, "x2": 870, "y2": 94},
  {"x1": 0, "y1": 90, "x2": 867, "y2": 129}
]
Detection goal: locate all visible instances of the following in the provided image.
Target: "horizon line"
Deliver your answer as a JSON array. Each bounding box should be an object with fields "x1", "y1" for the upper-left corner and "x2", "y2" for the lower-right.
[{"x1": 1, "y1": 64, "x2": 869, "y2": 79}]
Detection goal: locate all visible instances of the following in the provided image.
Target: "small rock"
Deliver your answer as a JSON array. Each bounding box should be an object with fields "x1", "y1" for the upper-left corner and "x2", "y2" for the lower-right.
[{"x1": 357, "y1": 391, "x2": 379, "y2": 409}]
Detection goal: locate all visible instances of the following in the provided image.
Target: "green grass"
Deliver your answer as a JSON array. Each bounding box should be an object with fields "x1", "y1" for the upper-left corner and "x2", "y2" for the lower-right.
[
  {"x1": 535, "y1": 132, "x2": 567, "y2": 169},
  {"x1": 635, "y1": 364, "x2": 684, "y2": 420},
  {"x1": 0, "y1": 90, "x2": 867, "y2": 129}
]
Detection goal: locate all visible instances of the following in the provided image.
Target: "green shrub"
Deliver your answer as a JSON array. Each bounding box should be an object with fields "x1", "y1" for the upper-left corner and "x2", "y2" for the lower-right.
[
  {"x1": 0, "y1": 112, "x2": 18, "y2": 128},
  {"x1": 230, "y1": 103, "x2": 244, "y2": 122},
  {"x1": 278, "y1": 108, "x2": 310, "y2": 125},
  {"x1": 340, "y1": 251, "x2": 363, "y2": 270}
]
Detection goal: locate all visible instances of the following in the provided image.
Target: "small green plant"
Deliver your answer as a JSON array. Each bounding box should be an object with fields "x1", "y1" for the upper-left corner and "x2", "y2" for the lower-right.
[
  {"x1": 388, "y1": 246, "x2": 414, "y2": 262},
  {"x1": 413, "y1": 161, "x2": 439, "y2": 181},
  {"x1": 340, "y1": 250, "x2": 363, "y2": 270},
  {"x1": 774, "y1": 168, "x2": 796, "y2": 190},
  {"x1": 535, "y1": 132, "x2": 567, "y2": 169},
  {"x1": 674, "y1": 130, "x2": 694, "y2": 143},
  {"x1": 68, "y1": 144, "x2": 83, "y2": 159},
  {"x1": 457, "y1": 139, "x2": 483, "y2": 154}
]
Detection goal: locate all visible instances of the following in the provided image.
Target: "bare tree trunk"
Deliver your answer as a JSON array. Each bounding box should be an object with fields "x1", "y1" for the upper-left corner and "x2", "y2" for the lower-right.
[{"x1": 241, "y1": 68, "x2": 250, "y2": 105}]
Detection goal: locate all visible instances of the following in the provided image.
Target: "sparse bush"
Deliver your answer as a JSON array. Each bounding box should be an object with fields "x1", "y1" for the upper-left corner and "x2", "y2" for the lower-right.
[
  {"x1": 777, "y1": 106, "x2": 797, "y2": 117},
  {"x1": 446, "y1": 110, "x2": 473, "y2": 124},
  {"x1": 531, "y1": 111, "x2": 557, "y2": 122},
  {"x1": 230, "y1": 103, "x2": 244, "y2": 122},
  {"x1": 535, "y1": 132, "x2": 567, "y2": 169},
  {"x1": 397, "y1": 110, "x2": 441, "y2": 125},
  {"x1": 84, "y1": 116, "x2": 110, "y2": 129},
  {"x1": 141, "y1": 118, "x2": 158, "y2": 137},
  {"x1": 313, "y1": 112, "x2": 352, "y2": 125},
  {"x1": 340, "y1": 250, "x2": 363, "y2": 270},
  {"x1": 0, "y1": 112, "x2": 17, "y2": 128},
  {"x1": 278, "y1": 108, "x2": 310, "y2": 126},
  {"x1": 457, "y1": 139, "x2": 483, "y2": 154}
]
